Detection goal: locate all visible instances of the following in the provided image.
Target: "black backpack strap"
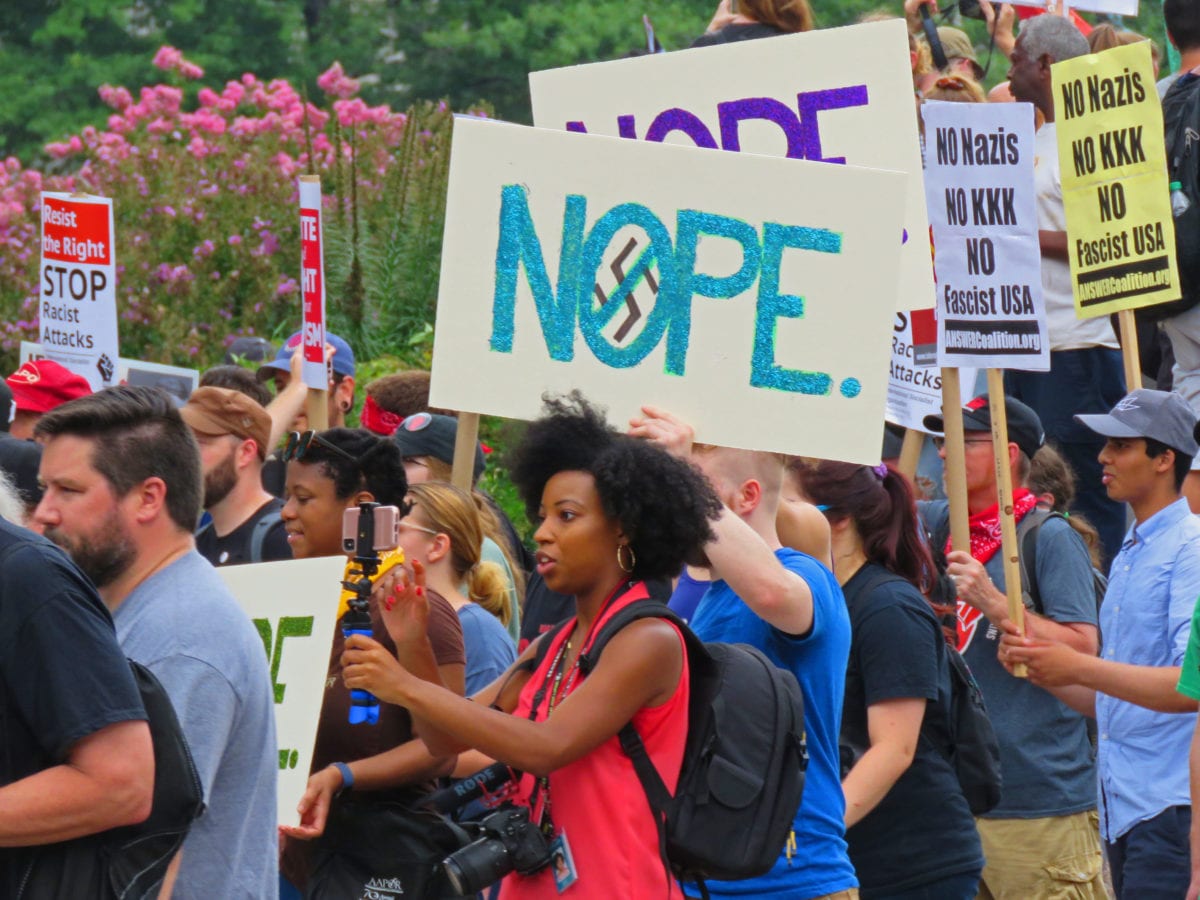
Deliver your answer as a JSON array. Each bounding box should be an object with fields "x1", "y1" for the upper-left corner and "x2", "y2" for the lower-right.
[
  {"x1": 248, "y1": 514, "x2": 276, "y2": 563},
  {"x1": 842, "y1": 567, "x2": 908, "y2": 608},
  {"x1": 575, "y1": 594, "x2": 690, "y2": 894},
  {"x1": 1016, "y1": 508, "x2": 1052, "y2": 615}
]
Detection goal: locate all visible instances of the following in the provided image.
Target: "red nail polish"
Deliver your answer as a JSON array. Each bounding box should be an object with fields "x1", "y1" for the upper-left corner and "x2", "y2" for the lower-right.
[{"x1": 416, "y1": 586, "x2": 424, "y2": 597}]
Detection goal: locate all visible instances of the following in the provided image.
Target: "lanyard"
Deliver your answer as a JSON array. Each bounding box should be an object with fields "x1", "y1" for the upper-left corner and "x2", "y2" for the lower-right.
[{"x1": 526, "y1": 579, "x2": 631, "y2": 834}]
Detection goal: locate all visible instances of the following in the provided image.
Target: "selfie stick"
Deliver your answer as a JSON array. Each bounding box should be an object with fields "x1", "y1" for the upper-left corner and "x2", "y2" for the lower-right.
[{"x1": 341, "y1": 502, "x2": 382, "y2": 724}]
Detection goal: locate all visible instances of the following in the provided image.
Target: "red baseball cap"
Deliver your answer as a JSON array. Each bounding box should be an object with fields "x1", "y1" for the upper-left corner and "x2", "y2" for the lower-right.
[{"x1": 6, "y1": 360, "x2": 92, "y2": 414}]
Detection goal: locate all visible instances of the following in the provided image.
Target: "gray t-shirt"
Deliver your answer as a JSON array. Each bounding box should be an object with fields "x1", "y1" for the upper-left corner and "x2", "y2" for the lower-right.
[
  {"x1": 920, "y1": 501, "x2": 1098, "y2": 818},
  {"x1": 114, "y1": 550, "x2": 278, "y2": 899}
]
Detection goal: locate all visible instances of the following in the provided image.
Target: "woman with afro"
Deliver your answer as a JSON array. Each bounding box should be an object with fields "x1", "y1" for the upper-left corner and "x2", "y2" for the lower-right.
[{"x1": 342, "y1": 393, "x2": 722, "y2": 899}]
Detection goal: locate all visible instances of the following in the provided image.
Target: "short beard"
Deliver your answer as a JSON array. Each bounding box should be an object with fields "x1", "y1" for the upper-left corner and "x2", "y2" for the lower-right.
[
  {"x1": 203, "y1": 451, "x2": 238, "y2": 509},
  {"x1": 44, "y1": 509, "x2": 136, "y2": 589}
]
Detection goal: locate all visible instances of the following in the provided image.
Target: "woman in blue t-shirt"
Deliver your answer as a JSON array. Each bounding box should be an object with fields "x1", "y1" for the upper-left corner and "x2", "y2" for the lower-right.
[
  {"x1": 397, "y1": 481, "x2": 517, "y2": 695},
  {"x1": 795, "y1": 459, "x2": 984, "y2": 900}
]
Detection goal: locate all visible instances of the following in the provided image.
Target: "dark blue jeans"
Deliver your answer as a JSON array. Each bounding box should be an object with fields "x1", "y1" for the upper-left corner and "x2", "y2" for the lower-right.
[
  {"x1": 1106, "y1": 805, "x2": 1192, "y2": 900},
  {"x1": 1006, "y1": 347, "x2": 1128, "y2": 570},
  {"x1": 861, "y1": 869, "x2": 980, "y2": 900}
]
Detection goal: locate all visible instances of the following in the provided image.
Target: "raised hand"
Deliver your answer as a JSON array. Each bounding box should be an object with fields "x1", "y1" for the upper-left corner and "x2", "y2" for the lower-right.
[{"x1": 372, "y1": 559, "x2": 430, "y2": 648}]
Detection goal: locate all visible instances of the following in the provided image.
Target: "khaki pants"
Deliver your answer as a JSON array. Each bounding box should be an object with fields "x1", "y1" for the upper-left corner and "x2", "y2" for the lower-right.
[{"x1": 976, "y1": 810, "x2": 1109, "y2": 900}]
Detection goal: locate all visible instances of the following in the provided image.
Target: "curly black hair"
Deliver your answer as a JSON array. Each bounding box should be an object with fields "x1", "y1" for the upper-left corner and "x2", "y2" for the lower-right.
[
  {"x1": 296, "y1": 427, "x2": 410, "y2": 510},
  {"x1": 509, "y1": 393, "x2": 722, "y2": 582}
]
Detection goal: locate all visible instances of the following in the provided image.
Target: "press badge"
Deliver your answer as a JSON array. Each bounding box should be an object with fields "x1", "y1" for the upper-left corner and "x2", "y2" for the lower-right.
[{"x1": 549, "y1": 832, "x2": 578, "y2": 892}]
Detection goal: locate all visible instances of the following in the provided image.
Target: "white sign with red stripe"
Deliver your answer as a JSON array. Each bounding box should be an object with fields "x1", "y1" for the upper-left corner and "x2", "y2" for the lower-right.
[
  {"x1": 38, "y1": 192, "x2": 120, "y2": 389},
  {"x1": 299, "y1": 179, "x2": 327, "y2": 391}
]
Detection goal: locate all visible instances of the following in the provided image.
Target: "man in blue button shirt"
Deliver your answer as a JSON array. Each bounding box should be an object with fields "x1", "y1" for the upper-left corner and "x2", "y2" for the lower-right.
[{"x1": 1005, "y1": 388, "x2": 1200, "y2": 899}]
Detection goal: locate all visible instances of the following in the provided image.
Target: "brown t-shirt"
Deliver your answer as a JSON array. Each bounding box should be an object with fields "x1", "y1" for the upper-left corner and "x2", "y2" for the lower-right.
[
  {"x1": 281, "y1": 589, "x2": 465, "y2": 883},
  {"x1": 310, "y1": 588, "x2": 464, "y2": 773}
]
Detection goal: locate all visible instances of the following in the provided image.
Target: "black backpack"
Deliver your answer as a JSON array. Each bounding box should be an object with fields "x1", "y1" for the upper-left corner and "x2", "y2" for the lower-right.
[
  {"x1": 15, "y1": 660, "x2": 206, "y2": 899},
  {"x1": 929, "y1": 509, "x2": 1106, "y2": 625},
  {"x1": 533, "y1": 593, "x2": 807, "y2": 896},
  {"x1": 1140, "y1": 74, "x2": 1200, "y2": 322},
  {"x1": 841, "y1": 568, "x2": 1002, "y2": 816},
  {"x1": 195, "y1": 512, "x2": 277, "y2": 564},
  {"x1": 1016, "y1": 509, "x2": 1107, "y2": 630}
]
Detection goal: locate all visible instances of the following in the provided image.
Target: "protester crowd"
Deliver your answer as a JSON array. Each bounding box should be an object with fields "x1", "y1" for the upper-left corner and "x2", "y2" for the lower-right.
[{"x1": 5, "y1": 1, "x2": 1200, "y2": 899}]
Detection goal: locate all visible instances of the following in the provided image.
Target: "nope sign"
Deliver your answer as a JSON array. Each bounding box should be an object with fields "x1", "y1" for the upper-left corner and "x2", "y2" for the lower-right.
[
  {"x1": 429, "y1": 119, "x2": 907, "y2": 464},
  {"x1": 530, "y1": 19, "x2": 932, "y2": 312}
]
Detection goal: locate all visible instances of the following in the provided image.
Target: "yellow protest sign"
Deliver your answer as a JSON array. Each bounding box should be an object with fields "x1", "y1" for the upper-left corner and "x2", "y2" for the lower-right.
[{"x1": 1053, "y1": 42, "x2": 1180, "y2": 317}]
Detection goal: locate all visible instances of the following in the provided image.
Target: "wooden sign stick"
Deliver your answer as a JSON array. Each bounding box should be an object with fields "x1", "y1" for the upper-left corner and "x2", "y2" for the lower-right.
[
  {"x1": 1117, "y1": 309, "x2": 1142, "y2": 392},
  {"x1": 305, "y1": 384, "x2": 329, "y2": 432},
  {"x1": 941, "y1": 368, "x2": 971, "y2": 554},
  {"x1": 896, "y1": 428, "x2": 924, "y2": 482},
  {"x1": 986, "y1": 368, "x2": 1027, "y2": 678},
  {"x1": 451, "y1": 413, "x2": 481, "y2": 492}
]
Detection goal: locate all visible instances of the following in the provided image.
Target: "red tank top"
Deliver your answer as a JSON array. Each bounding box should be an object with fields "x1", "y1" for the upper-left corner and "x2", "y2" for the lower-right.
[{"x1": 498, "y1": 584, "x2": 688, "y2": 900}]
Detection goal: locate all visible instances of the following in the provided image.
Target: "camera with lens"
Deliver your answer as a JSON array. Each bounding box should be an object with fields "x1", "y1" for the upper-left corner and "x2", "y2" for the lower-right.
[
  {"x1": 956, "y1": 0, "x2": 985, "y2": 20},
  {"x1": 441, "y1": 806, "x2": 553, "y2": 894}
]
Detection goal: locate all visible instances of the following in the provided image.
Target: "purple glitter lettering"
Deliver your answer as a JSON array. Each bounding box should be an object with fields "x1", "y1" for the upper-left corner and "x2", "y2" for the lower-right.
[
  {"x1": 717, "y1": 98, "x2": 804, "y2": 158},
  {"x1": 796, "y1": 86, "x2": 869, "y2": 163}
]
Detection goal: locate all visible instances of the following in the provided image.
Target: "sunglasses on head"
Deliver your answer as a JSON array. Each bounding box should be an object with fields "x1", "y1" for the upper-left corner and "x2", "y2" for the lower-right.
[{"x1": 283, "y1": 430, "x2": 360, "y2": 466}]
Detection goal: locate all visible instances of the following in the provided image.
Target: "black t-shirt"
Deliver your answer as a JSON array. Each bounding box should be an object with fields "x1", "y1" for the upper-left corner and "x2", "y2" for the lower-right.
[
  {"x1": 261, "y1": 454, "x2": 286, "y2": 498},
  {"x1": 0, "y1": 432, "x2": 42, "y2": 510},
  {"x1": 195, "y1": 497, "x2": 291, "y2": 566},
  {"x1": 690, "y1": 22, "x2": 788, "y2": 48},
  {"x1": 0, "y1": 518, "x2": 146, "y2": 892},
  {"x1": 841, "y1": 563, "x2": 982, "y2": 896}
]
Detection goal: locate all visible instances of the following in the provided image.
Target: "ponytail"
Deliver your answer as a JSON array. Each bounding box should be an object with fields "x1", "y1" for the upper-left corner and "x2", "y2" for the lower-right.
[{"x1": 466, "y1": 560, "x2": 514, "y2": 626}]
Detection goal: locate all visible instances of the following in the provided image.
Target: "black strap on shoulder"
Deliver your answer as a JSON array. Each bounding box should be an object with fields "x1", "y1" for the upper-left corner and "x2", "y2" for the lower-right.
[
  {"x1": 842, "y1": 566, "x2": 908, "y2": 609},
  {"x1": 572, "y1": 591, "x2": 688, "y2": 895},
  {"x1": 1016, "y1": 508, "x2": 1059, "y2": 616},
  {"x1": 248, "y1": 514, "x2": 276, "y2": 563}
]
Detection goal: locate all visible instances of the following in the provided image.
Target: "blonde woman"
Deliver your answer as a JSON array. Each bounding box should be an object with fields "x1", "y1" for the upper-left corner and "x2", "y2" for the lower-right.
[{"x1": 398, "y1": 482, "x2": 517, "y2": 694}]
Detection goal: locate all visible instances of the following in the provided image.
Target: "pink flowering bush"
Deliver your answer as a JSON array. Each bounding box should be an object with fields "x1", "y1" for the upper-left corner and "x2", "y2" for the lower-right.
[{"x1": 0, "y1": 49, "x2": 477, "y2": 370}]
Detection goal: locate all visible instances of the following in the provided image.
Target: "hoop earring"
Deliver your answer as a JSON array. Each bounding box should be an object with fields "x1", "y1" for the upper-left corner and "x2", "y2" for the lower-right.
[
  {"x1": 616, "y1": 543, "x2": 636, "y2": 574},
  {"x1": 340, "y1": 399, "x2": 350, "y2": 413}
]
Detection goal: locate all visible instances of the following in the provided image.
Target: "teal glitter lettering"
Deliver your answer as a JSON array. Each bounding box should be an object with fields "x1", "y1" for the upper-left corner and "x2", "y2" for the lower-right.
[
  {"x1": 752, "y1": 222, "x2": 843, "y2": 394},
  {"x1": 490, "y1": 185, "x2": 582, "y2": 361},
  {"x1": 578, "y1": 203, "x2": 677, "y2": 368},
  {"x1": 667, "y1": 211, "x2": 761, "y2": 376}
]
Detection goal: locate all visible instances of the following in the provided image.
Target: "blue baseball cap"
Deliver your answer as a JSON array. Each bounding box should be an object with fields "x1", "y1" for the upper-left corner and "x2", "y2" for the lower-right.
[{"x1": 257, "y1": 330, "x2": 356, "y2": 381}]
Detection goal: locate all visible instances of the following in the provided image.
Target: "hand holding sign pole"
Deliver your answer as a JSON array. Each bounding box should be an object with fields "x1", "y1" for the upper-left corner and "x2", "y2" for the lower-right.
[
  {"x1": 299, "y1": 175, "x2": 329, "y2": 431},
  {"x1": 986, "y1": 368, "x2": 1028, "y2": 677},
  {"x1": 926, "y1": 101, "x2": 1049, "y2": 673}
]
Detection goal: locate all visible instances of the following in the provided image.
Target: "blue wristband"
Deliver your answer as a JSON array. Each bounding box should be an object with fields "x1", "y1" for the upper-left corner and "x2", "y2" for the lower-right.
[{"x1": 332, "y1": 762, "x2": 354, "y2": 794}]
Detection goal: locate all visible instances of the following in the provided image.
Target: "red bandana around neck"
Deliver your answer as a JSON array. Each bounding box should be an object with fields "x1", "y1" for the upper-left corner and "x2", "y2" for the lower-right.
[{"x1": 944, "y1": 488, "x2": 1038, "y2": 565}]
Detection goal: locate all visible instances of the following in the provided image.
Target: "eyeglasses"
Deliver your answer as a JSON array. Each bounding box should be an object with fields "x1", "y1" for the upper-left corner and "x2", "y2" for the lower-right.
[
  {"x1": 283, "y1": 430, "x2": 361, "y2": 466},
  {"x1": 931, "y1": 437, "x2": 993, "y2": 450},
  {"x1": 398, "y1": 522, "x2": 439, "y2": 537},
  {"x1": 398, "y1": 412, "x2": 433, "y2": 432}
]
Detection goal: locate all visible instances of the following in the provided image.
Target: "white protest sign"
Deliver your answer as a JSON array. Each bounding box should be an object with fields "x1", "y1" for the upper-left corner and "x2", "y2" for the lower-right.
[
  {"x1": 38, "y1": 192, "x2": 120, "y2": 390},
  {"x1": 529, "y1": 19, "x2": 932, "y2": 312},
  {"x1": 923, "y1": 102, "x2": 1049, "y2": 371},
  {"x1": 298, "y1": 178, "x2": 327, "y2": 391},
  {"x1": 429, "y1": 117, "x2": 907, "y2": 464},
  {"x1": 218, "y1": 556, "x2": 343, "y2": 826},
  {"x1": 19, "y1": 341, "x2": 198, "y2": 406},
  {"x1": 1017, "y1": 1, "x2": 1138, "y2": 15},
  {"x1": 887, "y1": 308, "x2": 977, "y2": 432}
]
